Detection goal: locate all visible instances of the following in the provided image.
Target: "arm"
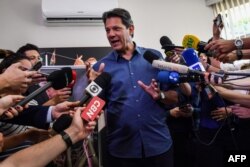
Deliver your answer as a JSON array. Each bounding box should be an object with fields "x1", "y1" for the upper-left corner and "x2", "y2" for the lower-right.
[
  {"x1": 0, "y1": 63, "x2": 36, "y2": 94},
  {"x1": 137, "y1": 79, "x2": 179, "y2": 105},
  {"x1": 0, "y1": 95, "x2": 24, "y2": 118},
  {"x1": 0, "y1": 108, "x2": 96, "y2": 167},
  {"x1": 204, "y1": 38, "x2": 250, "y2": 60},
  {"x1": 2, "y1": 128, "x2": 49, "y2": 152},
  {"x1": 43, "y1": 87, "x2": 71, "y2": 106},
  {"x1": 214, "y1": 86, "x2": 250, "y2": 107},
  {"x1": 220, "y1": 76, "x2": 250, "y2": 90}
]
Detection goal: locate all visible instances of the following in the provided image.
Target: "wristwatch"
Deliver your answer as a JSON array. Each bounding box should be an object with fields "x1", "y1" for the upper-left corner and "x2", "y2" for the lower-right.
[
  {"x1": 234, "y1": 38, "x2": 244, "y2": 50},
  {"x1": 236, "y1": 49, "x2": 243, "y2": 60}
]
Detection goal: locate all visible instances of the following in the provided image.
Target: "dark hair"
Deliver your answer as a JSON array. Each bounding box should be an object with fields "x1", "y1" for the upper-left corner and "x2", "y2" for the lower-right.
[
  {"x1": 0, "y1": 49, "x2": 14, "y2": 59},
  {"x1": 0, "y1": 52, "x2": 30, "y2": 74},
  {"x1": 16, "y1": 43, "x2": 39, "y2": 54},
  {"x1": 102, "y1": 8, "x2": 134, "y2": 28}
]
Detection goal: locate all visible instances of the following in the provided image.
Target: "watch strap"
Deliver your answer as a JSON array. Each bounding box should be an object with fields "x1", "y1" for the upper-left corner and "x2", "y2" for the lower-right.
[
  {"x1": 60, "y1": 131, "x2": 73, "y2": 148},
  {"x1": 236, "y1": 49, "x2": 243, "y2": 60}
]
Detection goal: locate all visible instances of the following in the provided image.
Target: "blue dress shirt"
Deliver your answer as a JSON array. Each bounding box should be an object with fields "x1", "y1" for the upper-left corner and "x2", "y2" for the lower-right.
[{"x1": 93, "y1": 45, "x2": 172, "y2": 158}]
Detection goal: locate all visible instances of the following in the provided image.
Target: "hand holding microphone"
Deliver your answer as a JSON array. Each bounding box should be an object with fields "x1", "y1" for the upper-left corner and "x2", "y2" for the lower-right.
[
  {"x1": 160, "y1": 36, "x2": 184, "y2": 63},
  {"x1": 182, "y1": 34, "x2": 209, "y2": 55}
]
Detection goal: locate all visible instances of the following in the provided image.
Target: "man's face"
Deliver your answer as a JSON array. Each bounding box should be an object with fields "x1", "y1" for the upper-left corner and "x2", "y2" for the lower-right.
[
  {"x1": 18, "y1": 59, "x2": 32, "y2": 94},
  {"x1": 24, "y1": 50, "x2": 41, "y2": 66},
  {"x1": 105, "y1": 17, "x2": 134, "y2": 52}
]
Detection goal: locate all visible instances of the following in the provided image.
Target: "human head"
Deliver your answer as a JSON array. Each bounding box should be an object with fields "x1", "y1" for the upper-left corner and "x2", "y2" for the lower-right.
[
  {"x1": 0, "y1": 53, "x2": 32, "y2": 94},
  {"x1": 17, "y1": 43, "x2": 41, "y2": 66},
  {"x1": 0, "y1": 49, "x2": 14, "y2": 58},
  {"x1": 102, "y1": 8, "x2": 134, "y2": 52}
]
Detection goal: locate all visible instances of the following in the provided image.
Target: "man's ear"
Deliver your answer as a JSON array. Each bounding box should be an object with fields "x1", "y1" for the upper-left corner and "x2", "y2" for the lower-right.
[{"x1": 129, "y1": 25, "x2": 135, "y2": 38}]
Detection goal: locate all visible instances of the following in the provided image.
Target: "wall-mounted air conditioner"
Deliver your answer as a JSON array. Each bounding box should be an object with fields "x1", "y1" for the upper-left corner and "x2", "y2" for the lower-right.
[
  {"x1": 42, "y1": 0, "x2": 118, "y2": 26},
  {"x1": 205, "y1": 0, "x2": 223, "y2": 6}
]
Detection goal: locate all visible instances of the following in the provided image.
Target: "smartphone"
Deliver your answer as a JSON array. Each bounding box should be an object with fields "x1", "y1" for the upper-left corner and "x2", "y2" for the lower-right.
[{"x1": 214, "y1": 14, "x2": 223, "y2": 27}]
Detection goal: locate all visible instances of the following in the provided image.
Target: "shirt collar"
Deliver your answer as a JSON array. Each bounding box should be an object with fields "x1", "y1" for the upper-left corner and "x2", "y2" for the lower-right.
[{"x1": 113, "y1": 42, "x2": 142, "y2": 62}]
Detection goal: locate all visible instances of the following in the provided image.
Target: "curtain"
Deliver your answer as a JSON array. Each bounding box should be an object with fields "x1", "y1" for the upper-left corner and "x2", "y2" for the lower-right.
[{"x1": 212, "y1": 0, "x2": 250, "y2": 39}]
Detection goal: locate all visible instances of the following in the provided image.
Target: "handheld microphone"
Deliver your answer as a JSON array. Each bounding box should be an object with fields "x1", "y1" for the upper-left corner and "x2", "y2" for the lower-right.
[
  {"x1": 160, "y1": 36, "x2": 184, "y2": 54},
  {"x1": 160, "y1": 36, "x2": 184, "y2": 60},
  {"x1": 157, "y1": 71, "x2": 204, "y2": 84},
  {"x1": 16, "y1": 67, "x2": 73, "y2": 106},
  {"x1": 78, "y1": 72, "x2": 111, "y2": 107},
  {"x1": 143, "y1": 50, "x2": 203, "y2": 75},
  {"x1": 182, "y1": 34, "x2": 207, "y2": 53},
  {"x1": 51, "y1": 114, "x2": 73, "y2": 136},
  {"x1": 182, "y1": 34, "x2": 212, "y2": 56},
  {"x1": 66, "y1": 69, "x2": 77, "y2": 96},
  {"x1": 181, "y1": 48, "x2": 205, "y2": 72},
  {"x1": 81, "y1": 96, "x2": 106, "y2": 121}
]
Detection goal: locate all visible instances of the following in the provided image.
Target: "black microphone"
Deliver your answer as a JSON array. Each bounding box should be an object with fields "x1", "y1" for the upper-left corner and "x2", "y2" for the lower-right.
[
  {"x1": 78, "y1": 72, "x2": 111, "y2": 107},
  {"x1": 16, "y1": 67, "x2": 73, "y2": 107},
  {"x1": 160, "y1": 36, "x2": 184, "y2": 52},
  {"x1": 51, "y1": 114, "x2": 72, "y2": 135},
  {"x1": 50, "y1": 72, "x2": 112, "y2": 133}
]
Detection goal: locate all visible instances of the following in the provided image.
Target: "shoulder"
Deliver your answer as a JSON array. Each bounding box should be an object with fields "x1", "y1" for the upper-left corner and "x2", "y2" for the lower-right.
[{"x1": 138, "y1": 46, "x2": 163, "y2": 59}]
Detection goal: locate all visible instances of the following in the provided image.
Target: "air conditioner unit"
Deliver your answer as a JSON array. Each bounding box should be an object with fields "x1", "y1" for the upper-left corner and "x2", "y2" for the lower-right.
[
  {"x1": 205, "y1": 0, "x2": 223, "y2": 6},
  {"x1": 42, "y1": 0, "x2": 118, "y2": 26}
]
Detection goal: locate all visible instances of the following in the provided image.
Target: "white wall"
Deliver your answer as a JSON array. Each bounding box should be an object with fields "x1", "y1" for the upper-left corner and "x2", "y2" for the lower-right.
[{"x1": 0, "y1": 0, "x2": 214, "y2": 53}]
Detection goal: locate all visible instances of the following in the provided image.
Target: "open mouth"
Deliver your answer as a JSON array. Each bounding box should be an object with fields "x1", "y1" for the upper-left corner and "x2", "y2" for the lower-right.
[{"x1": 110, "y1": 40, "x2": 120, "y2": 46}]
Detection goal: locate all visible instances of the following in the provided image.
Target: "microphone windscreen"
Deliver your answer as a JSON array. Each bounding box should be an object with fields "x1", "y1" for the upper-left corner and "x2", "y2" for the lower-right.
[
  {"x1": 182, "y1": 34, "x2": 200, "y2": 50},
  {"x1": 182, "y1": 48, "x2": 199, "y2": 66},
  {"x1": 94, "y1": 72, "x2": 111, "y2": 89},
  {"x1": 157, "y1": 71, "x2": 171, "y2": 84},
  {"x1": 52, "y1": 114, "x2": 72, "y2": 133},
  {"x1": 160, "y1": 36, "x2": 184, "y2": 52},
  {"x1": 143, "y1": 50, "x2": 160, "y2": 64},
  {"x1": 160, "y1": 36, "x2": 173, "y2": 46},
  {"x1": 47, "y1": 68, "x2": 73, "y2": 90},
  {"x1": 61, "y1": 67, "x2": 73, "y2": 83},
  {"x1": 197, "y1": 41, "x2": 208, "y2": 53}
]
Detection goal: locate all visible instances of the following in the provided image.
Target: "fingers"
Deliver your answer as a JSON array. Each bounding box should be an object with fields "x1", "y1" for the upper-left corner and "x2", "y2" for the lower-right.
[
  {"x1": 4, "y1": 107, "x2": 20, "y2": 119},
  {"x1": 11, "y1": 95, "x2": 25, "y2": 103},
  {"x1": 98, "y1": 63, "x2": 105, "y2": 73}
]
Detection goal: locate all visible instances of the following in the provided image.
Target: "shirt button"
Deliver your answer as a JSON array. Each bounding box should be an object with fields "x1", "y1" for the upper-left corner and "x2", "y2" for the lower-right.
[
  {"x1": 133, "y1": 86, "x2": 136, "y2": 88},
  {"x1": 137, "y1": 114, "x2": 141, "y2": 118},
  {"x1": 131, "y1": 72, "x2": 134, "y2": 75},
  {"x1": 136, "y1": 99, "x2": 139, "y2": 102}
]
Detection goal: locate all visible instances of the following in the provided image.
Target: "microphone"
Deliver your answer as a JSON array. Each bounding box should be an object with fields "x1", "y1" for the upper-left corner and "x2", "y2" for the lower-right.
[
  {"x1": 157, "y1": 71, "x2": 204, "y2": 84},
  {"x1": 182, "y1": 34, "x2": 212, "y2": 56},
  {"x1": 66, "y1": 69, "x2": 77, "y2": 95},
  {"x1": 81, "y1": 96, "x2": 105, "y2": 121},
  {"x1": 16, "y1": 67, "x2": 73, "y2": 106},
  {"x1": 160, "y1": 36, "x2": 184, "y2": 54},
  {"x1": 181, "y1": 48, "x2": 205, "y2": 72},
  {"x1": 51, "y1": 72, "x2": 111, "y2": 133},
  {"x1": 160, "y1": 36, "x2": 184, "y2": 60},
  {"x1": 50, "y1": 114, "x2": 73, "y2": 136},
  {"x1": 78, "y1": 72, "x2": 111, "y2": 107},
  {"x1": 182, "y1": 34, "x2": 207, "y2": 53},
  {"x1": 143, "y1": 50, "x2": 203, "y2": 75}
]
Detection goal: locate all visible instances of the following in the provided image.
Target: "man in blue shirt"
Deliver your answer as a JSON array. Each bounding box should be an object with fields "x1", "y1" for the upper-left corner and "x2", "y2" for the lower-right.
[{"x1": 90, "y1": 8, "x2": 176, "y2": 167}]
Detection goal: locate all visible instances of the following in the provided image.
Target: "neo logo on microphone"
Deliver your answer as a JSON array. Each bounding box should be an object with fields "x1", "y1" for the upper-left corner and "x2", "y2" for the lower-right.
[
  {"x1": 85, "y1": 81, "x2": 103, "y2": 97},
  {"x1": 81, "y1": 96, "x2": 105, "y2": 121}
]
